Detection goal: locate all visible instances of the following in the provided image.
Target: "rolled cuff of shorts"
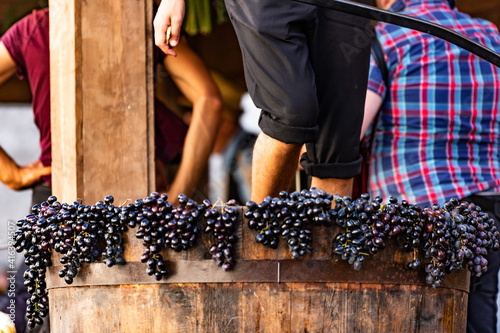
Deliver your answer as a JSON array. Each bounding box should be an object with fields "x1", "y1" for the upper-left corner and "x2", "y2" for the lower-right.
[
  {"x1": 259, "y1": 112, "x2": 319, "y2": 144},
  {"x1": 300, "y1": 154, "x2": 363, "y2": 179}
]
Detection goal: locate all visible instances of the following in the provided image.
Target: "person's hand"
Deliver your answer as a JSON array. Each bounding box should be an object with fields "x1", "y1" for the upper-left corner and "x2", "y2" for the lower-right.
[
  {"x1": 154, "y1": 0, "x2": 185, "y2": 57},
  {"x1": 4, "y1": 160, "x2": 51, "y2": 191}
]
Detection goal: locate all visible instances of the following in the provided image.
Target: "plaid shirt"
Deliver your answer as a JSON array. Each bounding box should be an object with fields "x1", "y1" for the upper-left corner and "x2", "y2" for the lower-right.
[{"x1": 367, "y1": 0, "x2": 500, "y2": 208}]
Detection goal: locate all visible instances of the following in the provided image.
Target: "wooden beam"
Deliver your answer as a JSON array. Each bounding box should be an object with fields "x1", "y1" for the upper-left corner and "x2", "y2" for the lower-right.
[{"x1": 50, "y1": 0, "x2": 154, "y2": 205}]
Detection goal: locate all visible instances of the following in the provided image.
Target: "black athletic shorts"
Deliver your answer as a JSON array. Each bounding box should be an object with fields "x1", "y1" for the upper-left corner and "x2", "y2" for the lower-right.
[{"x1": 225, "y1": 0, "x2": 371, "y2": 179}]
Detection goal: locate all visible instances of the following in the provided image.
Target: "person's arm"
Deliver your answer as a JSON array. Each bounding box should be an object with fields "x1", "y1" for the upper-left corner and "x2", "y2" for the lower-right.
[
  {"x1": 0, "y1": 147, "x2": 51, "y2": 190},
  {"x1": 0, "y1": 42, "x2": 16, "y2": 86},
  {"x1": 163, "y1": 38, "x2": 223, "y2": 204},
  {"x1": 360, "y1": 89, "x2": 383, "y2": 138},
  {"x1": 0, "y1": 41, "x2": 52, "y2": 190},
  {"x1": 154, "y1": 0, "x2": 185, "y2": 56}
]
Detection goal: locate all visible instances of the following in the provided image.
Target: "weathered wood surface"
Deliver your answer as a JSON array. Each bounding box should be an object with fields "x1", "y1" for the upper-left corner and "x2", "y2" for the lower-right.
[
  {"x1": 49, "y1": 0, "x2": 155, "y2": 205},
  {"x1": 47, "y1": 207, "x2": 469, "y2": 333},
  {"x1": 48, "y1": 282, "x2": 467, "y2": 332}
]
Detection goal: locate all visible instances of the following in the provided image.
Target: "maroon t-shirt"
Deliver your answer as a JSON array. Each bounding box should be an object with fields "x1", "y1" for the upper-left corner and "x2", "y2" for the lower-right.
[
  {"x1": 1, "y1": 8, "x2": 51, "y2": 184},
  {"x1": 1, "y1": 9, "x2": 188, "y2": 185}
]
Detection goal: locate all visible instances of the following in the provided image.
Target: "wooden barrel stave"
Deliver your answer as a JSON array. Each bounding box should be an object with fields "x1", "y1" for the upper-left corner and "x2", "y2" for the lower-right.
[{"x1": 48, "y1": 281, "x2": 467, "y2": 332}]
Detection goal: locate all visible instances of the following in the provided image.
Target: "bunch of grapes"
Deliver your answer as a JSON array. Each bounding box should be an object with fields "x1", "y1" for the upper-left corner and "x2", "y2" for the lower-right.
[
  {"x1": 245, "y1": 197, "x2": 281, "y2": 249},
  {"x1": 203, "y1": 199, "x2": 239, "y2": 271},
  {"x1": 126, "y1": 193, "x2": 204, "y2": 280},
  {"x1": 23, "y1": 269, "x2": 49, "y2": 328},
  {"x1": 276, "y1": 191, "x2": 316, "y2": 259},
  {"x1": 375, "y1": 197, "x2": 424, "y2": 270},
  {"x1": 294, "y1": 189, "x2": 334, "y2": 228},
  {"x1": 165, "y1": 194, "x2": 203, "y2": 252},
  {"x1": 54, "y1": 195, "x2": 130, "y2": 282},
  {"x1": 14, "y1": 194, "x2": 134, "y2": 328},
  {"x1": 420, "y1": 200, "x2": 500, "y2": 288},
  {"x1": 101, "y1": 195, "x2": 128, "y2": 267},
  {"x1": 331, "y1": 193, "x2": 500, "y2": 288},
  {"x1": 245, "y1": 188, "x2": 333, "y2": 259},
  {"x1": 125, "y1": 192, "x2": 171, "y2": 281},
  {"x1": 331, "y1": 193, "x2": 383, "y2": 270},
  {"x1": 55, "y1": 200, "x2": 111, "y2": 285},
  {"x1": 13, "y1": 198, "x2": 56, "y2": 328}
]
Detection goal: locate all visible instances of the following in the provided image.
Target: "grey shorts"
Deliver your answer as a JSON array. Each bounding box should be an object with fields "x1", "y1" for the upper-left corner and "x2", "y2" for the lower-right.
[{"x1": 225, "y1": 0, "x2": 371, "y2": 178}]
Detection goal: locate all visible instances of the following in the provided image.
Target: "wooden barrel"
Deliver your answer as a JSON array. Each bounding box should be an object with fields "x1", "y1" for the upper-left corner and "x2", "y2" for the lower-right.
[{"x1": 46, "y1": 207, "x2": 469, "y2": 332}]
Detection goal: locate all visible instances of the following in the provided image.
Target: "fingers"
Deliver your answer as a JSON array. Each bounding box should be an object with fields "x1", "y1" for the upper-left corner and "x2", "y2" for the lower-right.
[
  {"x1": 168, "y1": 20, "x2": 182, "y2": 49},
  {"x1": 153, "y1": 0, "x2": 185, "y2": 57},
  {"x1": 154, "y1": 20, "x2": 176, "y2": 56},
  {"x1": 158, "y1": 22, "x2": 181, "y2": 57}
]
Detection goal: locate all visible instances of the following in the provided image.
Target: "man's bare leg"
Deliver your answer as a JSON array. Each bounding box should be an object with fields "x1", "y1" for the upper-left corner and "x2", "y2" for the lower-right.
[
  {"x1": 311, "y1": 177, "x2": 353, "y2": 197},
  {"x1": 251, "y1": 132, "x2": 302, "y2": 203}
]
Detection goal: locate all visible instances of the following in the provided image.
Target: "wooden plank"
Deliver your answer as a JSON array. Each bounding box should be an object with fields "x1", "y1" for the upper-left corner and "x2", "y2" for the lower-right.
[
  {"x1": 145, "y1": 0, "x2": 156, "y2": 193},
  {"x1": 50, "y1": 0, "x2": 154, "y2": 205},
  {"x1": 346, "y1": 284, "x2": 379, "y2": 332},
  {"x1": 416, "y1": 287, "x2": 446, "y2": 333},
  {"x1": 309, "y1": 224, "x2": 336, "y2": 260},
  {"x1": 122, "y1": 228, "x2": 146, "y2": 263},
  {"x1": 407, "y1": 287, "x2": 424, "y2": 332},
  {"x1": 452, "y1": 290, "x2": 468, "y2": 332},
  {"x1": 115, "y1": 284, "x2": 156, "y2": 333},
  {"x1": 197, "y1": 283, "x2": 242, "y2": 332},
  {"x1": 80, "y1": 0, "x2": 153, "y2": 204},
  {"x1": 50, "y1": 284, "x2": 198, "y2": 332},
  {"x1": 157, "y1": 283, "x2": 197, "y2": 332},
  {"x1": 240, "y1": 282, "x2": 291, "y2": 333},
  {"x1": 48, "y1": 282, "x2": 468, "y2": 332},
  {"x1": 290, "y1": 282, "x2": 340, "y2": 333},
  {"x1": 50, "y1": 0, "x2": 83, "y2": 203},
  {"x1": 49, "y1": 286, "x2": 125, "y2": 332},
  {"x1": 375, "y1": 284, "x2": 413, "y2": 332}
]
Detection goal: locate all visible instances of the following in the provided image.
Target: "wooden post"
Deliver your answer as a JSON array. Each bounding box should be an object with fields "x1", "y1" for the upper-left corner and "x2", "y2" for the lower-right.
[{"x1": 50, "y1": 0, "x2": 155, "y2": 205}]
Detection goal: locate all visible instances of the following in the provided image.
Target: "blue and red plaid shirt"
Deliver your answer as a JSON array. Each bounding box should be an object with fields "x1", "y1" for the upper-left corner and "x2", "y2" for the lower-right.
[{"x1": 366, "y1": 0, "x2": 500, "y2": 208}]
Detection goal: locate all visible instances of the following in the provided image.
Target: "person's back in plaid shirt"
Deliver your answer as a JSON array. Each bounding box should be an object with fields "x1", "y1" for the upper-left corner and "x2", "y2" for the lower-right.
[{"x1": 363, "y1": 0, "x2": 500, "y2": 331}]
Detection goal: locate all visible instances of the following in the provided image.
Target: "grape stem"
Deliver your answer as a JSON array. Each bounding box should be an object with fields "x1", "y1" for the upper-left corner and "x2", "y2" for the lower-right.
[{"x1": 119, "y1": 199, "x2": 132, "y2": 208}]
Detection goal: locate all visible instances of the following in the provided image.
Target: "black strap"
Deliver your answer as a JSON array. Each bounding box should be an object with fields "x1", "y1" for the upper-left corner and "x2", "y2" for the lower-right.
[
  {"x1": 371, "y1": 28, "x2": 388, "y2": 86},
  {"x1": 364, "y1": 29, "x2": 387, "y2": 158},
  {"x1": 293, "y1": 0, "x2": 500, "y2": 68}
]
